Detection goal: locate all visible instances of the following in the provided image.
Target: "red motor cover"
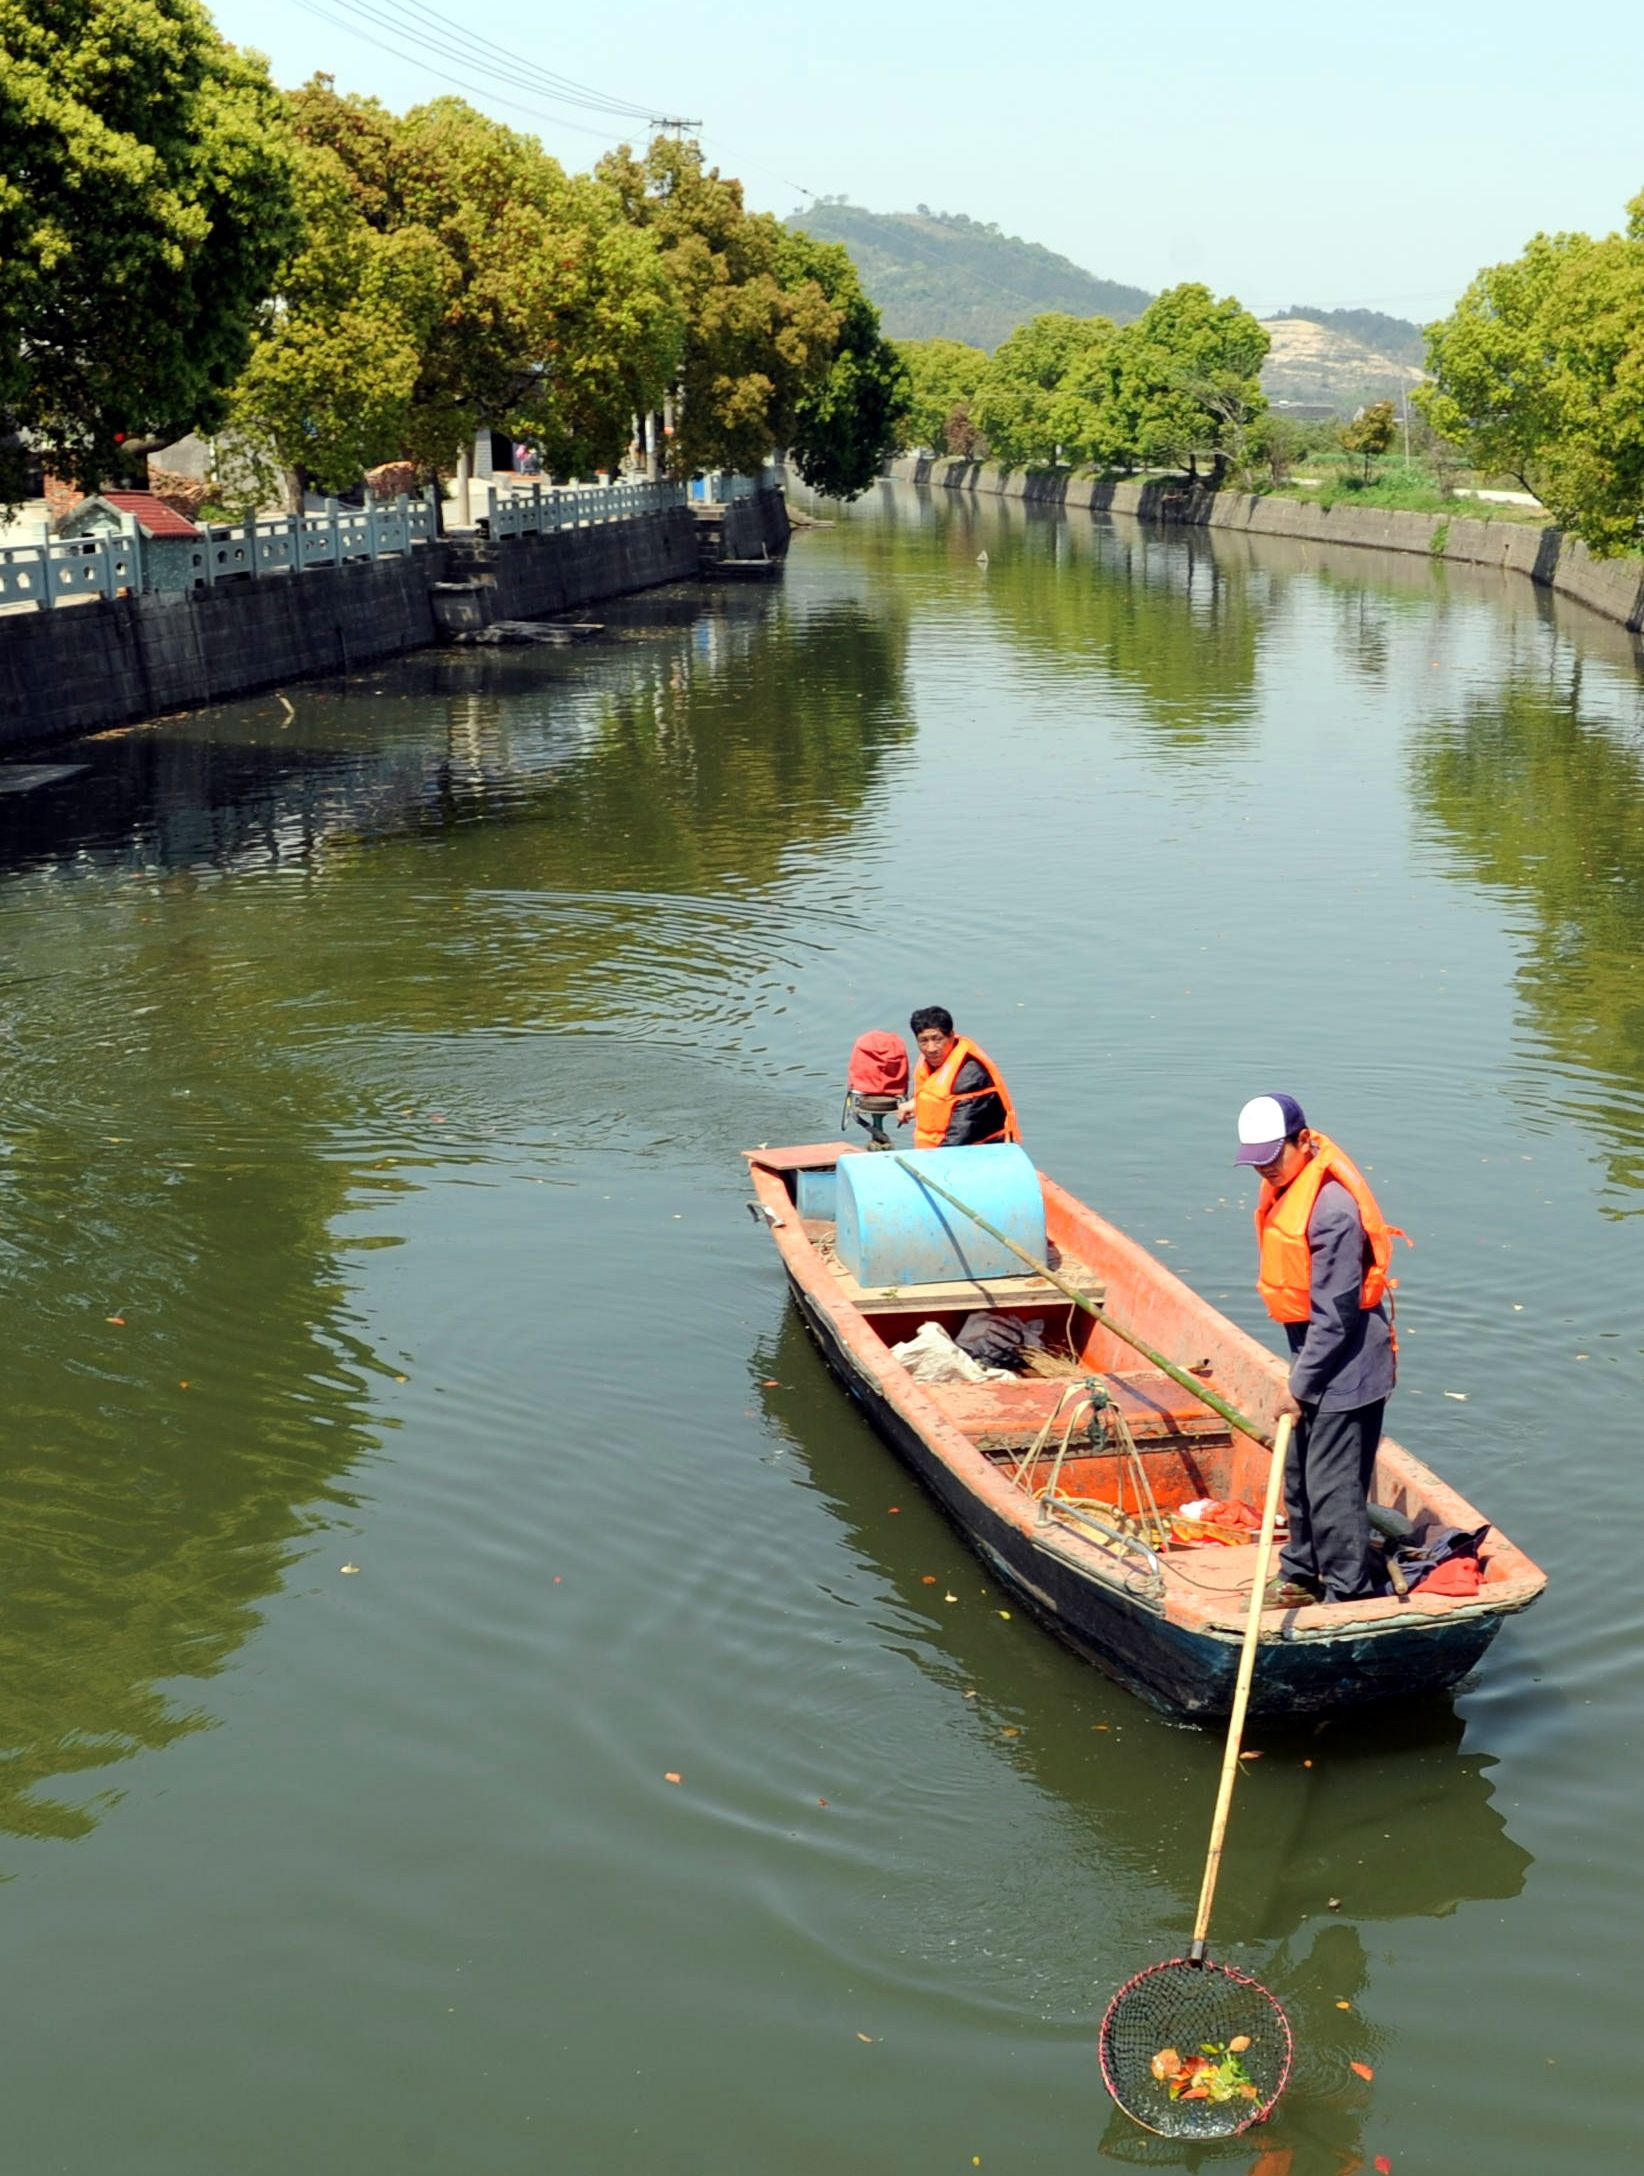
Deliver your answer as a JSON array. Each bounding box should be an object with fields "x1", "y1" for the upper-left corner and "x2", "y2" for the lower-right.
[{"x1": 847, "y1": 1030, "x2": 909, "y2": 1097}]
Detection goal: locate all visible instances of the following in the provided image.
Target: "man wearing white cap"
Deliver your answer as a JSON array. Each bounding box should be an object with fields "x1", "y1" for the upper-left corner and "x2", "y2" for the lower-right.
[{"x1": 1235, "y1": 1093, "x2": 1404, "y2": 1605}]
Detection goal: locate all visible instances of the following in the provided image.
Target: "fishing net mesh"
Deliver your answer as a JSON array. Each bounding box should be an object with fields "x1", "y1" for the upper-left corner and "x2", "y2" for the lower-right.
[{"x1": 1099, "y1": 1957, "x2": 1292, "y2": 2139}]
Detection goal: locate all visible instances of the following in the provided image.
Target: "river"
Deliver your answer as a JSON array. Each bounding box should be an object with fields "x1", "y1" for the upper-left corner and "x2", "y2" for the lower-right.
[{"x1": 1, "y1": 482, "x2": 1639, "y2": 2174}]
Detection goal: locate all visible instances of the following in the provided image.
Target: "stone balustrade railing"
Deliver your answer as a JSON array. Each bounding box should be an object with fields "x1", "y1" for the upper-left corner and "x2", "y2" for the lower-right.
[
  {"x1": 0, "y1": 488, "x2": 441, "y2": 612},
  {"x1": 1, "y1": 469, "x2": 779, "y2": 613},
  {"x1": 482, "y1": 478, "x2": 686, "y2": 537}
]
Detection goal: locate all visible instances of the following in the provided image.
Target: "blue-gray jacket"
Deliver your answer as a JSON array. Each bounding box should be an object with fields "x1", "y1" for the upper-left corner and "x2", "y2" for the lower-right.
[{"x1": 1283, "y1": 1178, "x2": 1397, "y2": 1412}]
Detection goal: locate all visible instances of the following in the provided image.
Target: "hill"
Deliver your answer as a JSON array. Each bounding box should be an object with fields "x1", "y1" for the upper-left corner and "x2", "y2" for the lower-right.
[
  {"x1": 1258, "y1": 317, "x2": 1426, "y2": 413},
  {"x1": 1269, "y1": 304, "x2": 1428, "y2": 369},
  {"x1": 786, "y1": 201, "x2": 1152, "y2": 351}
]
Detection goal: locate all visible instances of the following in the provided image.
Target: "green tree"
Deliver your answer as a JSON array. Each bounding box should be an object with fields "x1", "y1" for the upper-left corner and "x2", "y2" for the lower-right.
[
  {"x1": 1102, "y1": 283, "x2": 1269, "y2": 479},
  {"x1": 223, "y1": 132, "x2": 447, "y2": 501},
  {"x1": 780, "y1": 230, "x2": 910, "y2": 498},
  {"x1": 598, "y1": 137, "x2": 840, "y2": 476},
  {"x1": 0, "y1": 0, "x2": 298, "y2": 500},
  {"x1": 893, "y1": 337, "x2": 989, "y2": 453},
  {"x1": 972, "y1": 313, "x2": 1117, "y2": 467},
  {"x1": 1422, "y1": 200, "x2": 1644, "y2": 554},
  {"x1": 1339, "y1": 399, "x2": 1397, "y2": 481},
  {"x1": 247, "y1": 82, "x2": 681, "y2": 487},
  {"x1": 1417, "y1": 232, "x2": 1587, "y2": 495}
]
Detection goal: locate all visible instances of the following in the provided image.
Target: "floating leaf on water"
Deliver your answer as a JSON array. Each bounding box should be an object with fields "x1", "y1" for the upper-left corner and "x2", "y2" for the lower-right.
[
  {"x1": 818, "y1": 1798, "x2": 828, "y2": 1807},
  {"x1": 1351, "y1": 2060, "x2": 1375, "y2": 2081},
  {"x1": 1001, "y1": 1726, "x2": 1019, "y2": 1738}
]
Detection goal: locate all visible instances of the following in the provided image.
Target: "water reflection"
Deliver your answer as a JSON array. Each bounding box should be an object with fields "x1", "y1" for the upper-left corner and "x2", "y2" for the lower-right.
[
  {"x1": 0, "y1": 582, "x2": 920, "y2": 1845},
  {"x1": 1411, "y1": 674, "x2": 1644, "y2": 1206},
  {"x1": 0, "y1": 1030, "x2": 381, "y2": 1843},
  {"x1": 845, "y1": 485, "x2": 1262, "y2": 752}
]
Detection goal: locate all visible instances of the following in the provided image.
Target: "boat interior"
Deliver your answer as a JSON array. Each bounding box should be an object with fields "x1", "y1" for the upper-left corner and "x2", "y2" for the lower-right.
[
  {"x1": 750, "y1": 1144, "x2": 1539, "y2": 1611},
  {"x1": 794, "y1": 1203, "x2": 1268, "y2": 1537}
]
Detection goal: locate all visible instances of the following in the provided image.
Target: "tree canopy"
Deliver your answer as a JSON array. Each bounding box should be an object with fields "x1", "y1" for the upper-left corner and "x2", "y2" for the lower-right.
[
  {"x1": 1421, "y1": 195, "x2": 1644, "y2": 556},
  {"x1": 597, "y1": 137, "x2": 840, "y2": 478},
  {"x1": 780, "y1": 231, "x2": 910, "y2": 498},
  {"x1": 0, "y1": 0, "x2": 298, "y2": 496},
  {"x1": 893, "y1": 338, "x2": 989, "y2": 454},
  {"x1": 953, "y1": 286, "x2": 1268, "y2": 475},
  {"x1": 228, "y1": 81, "x2": 683, "y2": 494}
]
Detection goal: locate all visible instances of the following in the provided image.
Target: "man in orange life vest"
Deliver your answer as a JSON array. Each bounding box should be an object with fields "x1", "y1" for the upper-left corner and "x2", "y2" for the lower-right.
[
  {"x1": 1235, "y1": 1092, "x2": 1401, "y2": 1605},
  {"x1": 897, "y1": 1007, "x2": 1021, "y2": 1149}
]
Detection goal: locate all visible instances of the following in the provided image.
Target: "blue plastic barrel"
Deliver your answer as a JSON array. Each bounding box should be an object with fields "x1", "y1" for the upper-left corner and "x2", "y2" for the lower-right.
[{"x1": 834, "y1": 1144, "x2": 1045, "y2": 1287}]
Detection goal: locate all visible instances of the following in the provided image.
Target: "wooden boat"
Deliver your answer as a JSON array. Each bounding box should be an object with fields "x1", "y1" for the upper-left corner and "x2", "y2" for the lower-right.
[{"x1": 745, "y1": 1141, "x2": 1546, "y2": 1718}]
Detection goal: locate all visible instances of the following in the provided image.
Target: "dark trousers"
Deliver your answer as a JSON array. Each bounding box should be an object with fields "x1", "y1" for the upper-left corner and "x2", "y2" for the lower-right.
[{"x1": 1279, "y1": 1400, "x2": 1386, "y2": 1601}]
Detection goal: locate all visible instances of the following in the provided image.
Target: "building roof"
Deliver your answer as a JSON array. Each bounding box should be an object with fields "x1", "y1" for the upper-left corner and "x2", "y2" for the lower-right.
[{"x1": 99, "y1": 490, "x2": 200, "y2": 539}]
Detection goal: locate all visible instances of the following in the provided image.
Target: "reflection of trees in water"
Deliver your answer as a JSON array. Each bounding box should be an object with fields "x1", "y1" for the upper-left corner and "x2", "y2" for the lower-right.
[
  {"x1": 839, "y1": 491, "x2": 1261, "y2": 752},
  {"x1": 0, "y1": 589, "x2": 918, "y2": 1846},
  {"x1": 0, "y1": 965, "x2": 380, "y2": 1842},
  {"x1": 1411, "y1": 676, "x2": 1644, "y2": 1207}
]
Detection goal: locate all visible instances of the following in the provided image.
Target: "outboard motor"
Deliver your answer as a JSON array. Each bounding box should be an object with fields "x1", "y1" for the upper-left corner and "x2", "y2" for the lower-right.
[{"x1": 841, "y1": 1030, "x2": 910, "y2": 1150}]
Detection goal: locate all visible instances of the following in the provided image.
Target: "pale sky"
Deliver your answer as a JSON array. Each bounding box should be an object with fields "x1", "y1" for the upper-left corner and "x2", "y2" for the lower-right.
[{"x1": 213, "y1": 0, "x2": 1644, "y2": 322}]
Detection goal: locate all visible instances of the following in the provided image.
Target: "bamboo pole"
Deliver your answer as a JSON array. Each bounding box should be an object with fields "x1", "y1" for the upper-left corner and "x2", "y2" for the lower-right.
[
  {"x1": 1188, "y1": 1413, "x2": 1294, "y2": 1959},
  {"x1": 889, "y1": 1156, "x2": 1276, "y2": 1448}
]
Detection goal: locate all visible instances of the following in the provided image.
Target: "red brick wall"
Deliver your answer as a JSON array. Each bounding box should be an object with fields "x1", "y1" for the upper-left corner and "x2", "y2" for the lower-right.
[{"x1": 42, "y1": 473, "x2": 83, "y2": 522}]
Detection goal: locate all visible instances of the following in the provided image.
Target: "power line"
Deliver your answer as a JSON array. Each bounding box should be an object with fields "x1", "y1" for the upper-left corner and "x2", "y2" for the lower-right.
[
  {"x1": 287, "y1": 0, "x2": 695, "y2": 133},
  {"x1": 287, "y1": 0, "x2": 665, "y2": 147},
  {"x1": 285, "y1": 0, "x2": 819, "y2": 210}
]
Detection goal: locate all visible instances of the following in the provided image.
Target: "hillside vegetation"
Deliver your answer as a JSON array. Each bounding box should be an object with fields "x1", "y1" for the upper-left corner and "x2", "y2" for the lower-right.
[
  {"x1": 1259, "y1": 317, "x2": 1425, "y2": 411},
  {"x1": 1269, "y1": 304, "x2": 1427, "y2": 368},
  {"x1": 787, "y1": 202, "x2": 1151, "y2": 350}
]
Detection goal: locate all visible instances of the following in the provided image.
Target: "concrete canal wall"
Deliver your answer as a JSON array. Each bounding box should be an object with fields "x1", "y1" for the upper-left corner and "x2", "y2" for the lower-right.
[
  {"x1": 0, "y1": 505, "x2": 709, "y2": 748},
  {"x1": 886, "y1": 456, "x2": 1644, "y2": 637}
]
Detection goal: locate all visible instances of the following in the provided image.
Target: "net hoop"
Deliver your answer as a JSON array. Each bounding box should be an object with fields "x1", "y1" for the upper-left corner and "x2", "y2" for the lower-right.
[{"x1": 1098, "y1": 1954, "x2": 1293, "y2": 2139}]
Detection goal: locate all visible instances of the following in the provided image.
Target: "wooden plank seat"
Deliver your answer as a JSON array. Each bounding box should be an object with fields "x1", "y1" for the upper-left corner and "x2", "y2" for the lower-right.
[
  {"x1": 836, "y1": 1265, "x2": 1105, "y2": 1316},
  {"x1": 797, "y1": 1220, "x2": 1105, "y2": 1317},
  {"x1": 942, "y1": 1368, "x2": 1235, "y2": 1451}
]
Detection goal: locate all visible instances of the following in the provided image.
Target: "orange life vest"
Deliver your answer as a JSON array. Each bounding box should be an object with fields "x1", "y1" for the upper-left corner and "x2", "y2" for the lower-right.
[
  {"x1": 1253, "y1": 1132, "x2": 1407, "y2": 1324},
  {"x1": 912, "y1": 1035, "x2": 1021, "y2": 1151}
]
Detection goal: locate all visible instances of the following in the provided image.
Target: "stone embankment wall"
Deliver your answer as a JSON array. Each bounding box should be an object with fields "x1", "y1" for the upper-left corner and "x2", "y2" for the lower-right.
[
  {"x1": 886, "y1": 457, "x2": 1644, "y2": 636},
  {"x1": 0, "y1": 506, "x2": 702, "y2": 749}
]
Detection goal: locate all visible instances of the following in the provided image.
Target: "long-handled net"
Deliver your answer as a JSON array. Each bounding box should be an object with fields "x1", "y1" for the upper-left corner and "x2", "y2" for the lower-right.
[
  {"x1": 1098, "y1": 1416, "x2": 1297, "y2": 2140},
  {"x1": 1099, "y1": 1955, "x2": 1292, "y2": 2138}
]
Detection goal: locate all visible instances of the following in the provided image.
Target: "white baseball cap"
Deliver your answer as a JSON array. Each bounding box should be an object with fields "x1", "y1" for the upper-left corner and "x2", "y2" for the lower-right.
[{"x1": 1235, "y1": 1092, "x2": 1308, "y2": 1166}]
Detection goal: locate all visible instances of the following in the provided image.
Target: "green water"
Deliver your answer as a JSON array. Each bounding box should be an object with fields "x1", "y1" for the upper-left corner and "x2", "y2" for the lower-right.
[{"x1": 1, "y1": 485, "x2": 1640, "y2": 2174}]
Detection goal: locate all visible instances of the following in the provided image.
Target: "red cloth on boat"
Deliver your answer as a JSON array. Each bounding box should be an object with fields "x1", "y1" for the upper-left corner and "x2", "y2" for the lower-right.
[
  {"x1": 1205, "y1": 1499, "x2": 1260, "y2": 1530},
  {"x1": 1413, "y1": 1555, "x2": 1482, "y2": 1597},
  {"x1": 847, "y1": 1031, "x2": 909, "y2": 1097}
]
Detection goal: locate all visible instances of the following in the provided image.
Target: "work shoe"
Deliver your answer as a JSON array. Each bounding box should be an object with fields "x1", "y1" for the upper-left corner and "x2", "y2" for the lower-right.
[{"x1": 1264, "y1": 1577, "x2": 1321, "y2": 1609}]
